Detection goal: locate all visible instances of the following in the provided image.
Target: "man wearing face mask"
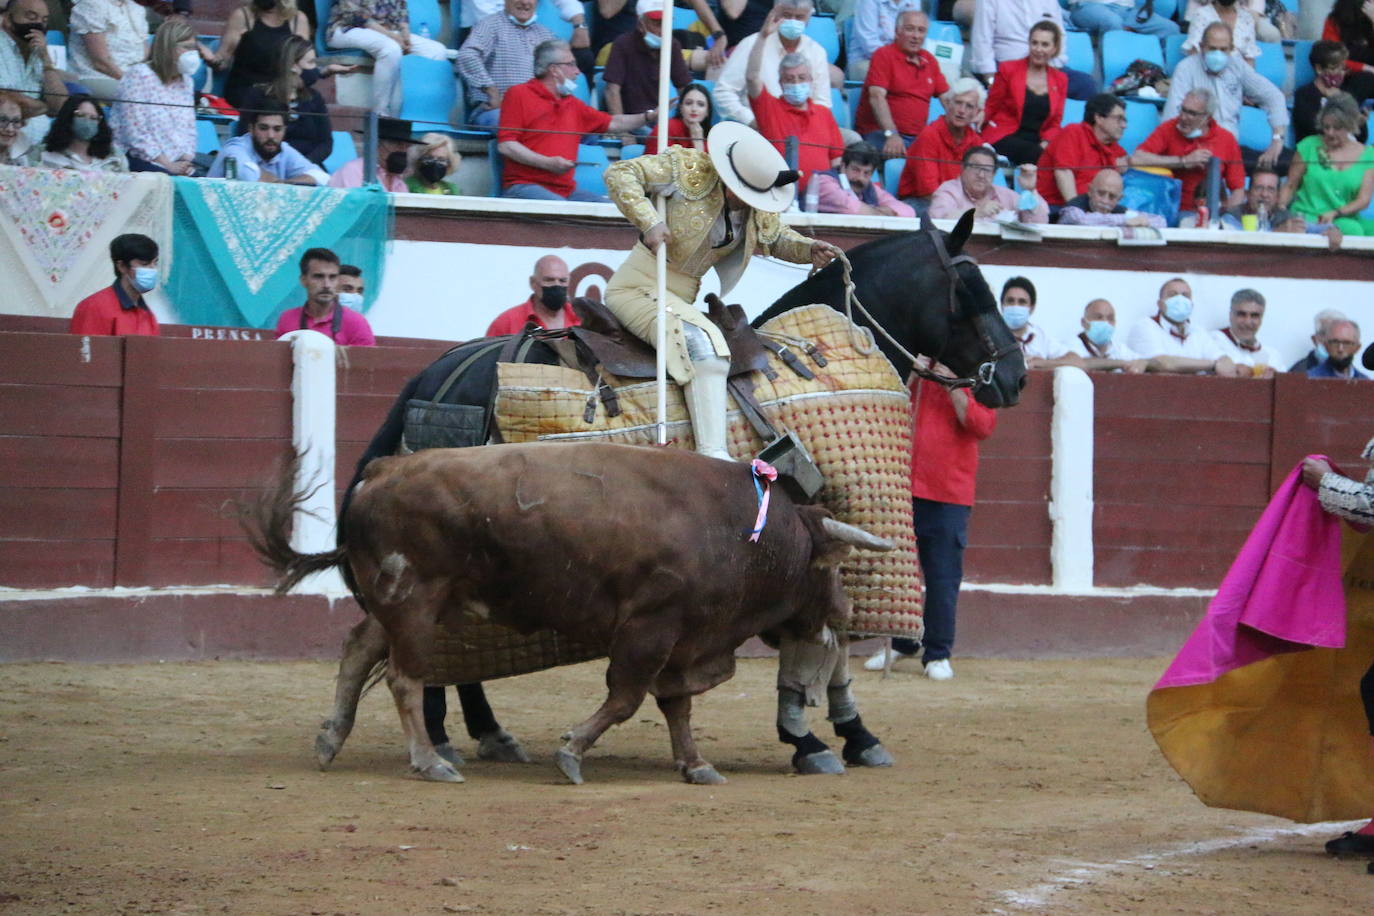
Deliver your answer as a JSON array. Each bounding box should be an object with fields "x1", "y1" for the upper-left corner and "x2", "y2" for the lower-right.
[
  {"x1": 1067, "y1": 299, "x2": 1148, "y2": 372},
  {"x1": 603, "y1": 0, "x2": 689, "y2": 135},
  {"x1": 1132, "y1": 88, "x2": 1246, "y2": 221},
  {"x1": 274, "y1": 247, "x2": 376, "y2": 346},
  {"x1": 484, "y1": 255, "x2": 582, "y2": 335},
  {"x1": 498, "y1": 39, "x2": 654, "y2": 200},
  {"x1": 0, "y1": 0, "x2": 67, "y2": 145},
  {"x1": 70, "y1": 234, "x2": 164, "y2": 337},
  {"x1": 746, "y1": 12, "x2": 844, "y2": 194},
  {"x1": 1125, "y1": 277, "x2": 1238, "y2": 375},
  {"x1": 1289, "y1": 309, "x2": 1349, "y2": 373},
  {"x1": 1164, "y1": 22, "x2": 1288, "y2": 171},
  {"x1": 998, "y1": 276, "x2": 1081, "y2": 369},
  {"x1": 1294, "y1": 41, "x2": 1374, "y2": 144},
  {"x1": 714, "y1": 0, "x2": 835, "y2": 128},
  {"x1": 337, "y1": 265, "x2": 366, "y2": 313},
  {"x1": 328, "y1": 116, "x2": 417, "y2": 191},
  {"x1": 1306, "y1": 319, "x2": 1369, "y2": 380}
]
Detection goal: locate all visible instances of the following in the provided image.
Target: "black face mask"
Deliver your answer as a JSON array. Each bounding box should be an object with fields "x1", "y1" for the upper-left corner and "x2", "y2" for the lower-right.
[
  {"x1": 1214, "y1": 0, "x2": 1236, "y2": 6},
  {"x1": 300, "y1": 67, "x2": 322, "y2": 87},
  {"x1": 253, "y1": 0, "x2": 277, "y2": 10},
  {"x1": 10, "y1": 21, "x2": 45, "y2": 42},
  {"x1": 539, "y1": 285, "x2": 568, "y2": 311},
  {"x1": 384, "y1": 150, "x2": 409, "y2": 174},
  {"x1": 417, "y1": 157, "x2": 448, "y2": 184},
  {"x1": 1329, "y1": 354, "x2": 1355, "y2": 371}
]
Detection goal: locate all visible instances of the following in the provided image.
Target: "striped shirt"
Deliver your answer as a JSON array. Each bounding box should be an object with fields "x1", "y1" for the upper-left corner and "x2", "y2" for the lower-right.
[{"x1": 456, "y1": 13, "x2": 555, "y2": 109}]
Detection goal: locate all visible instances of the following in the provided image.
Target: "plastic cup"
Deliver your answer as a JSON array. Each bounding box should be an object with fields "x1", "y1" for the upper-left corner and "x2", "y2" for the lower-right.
[{"x1": 1241, "y1": 213, "x2": 1259, "y2": 231}]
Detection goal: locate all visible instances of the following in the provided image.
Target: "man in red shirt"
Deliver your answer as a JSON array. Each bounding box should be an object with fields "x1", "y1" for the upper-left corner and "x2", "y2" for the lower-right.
[
  {"x1": 896, "y1": 77, "x2": 985, "y2": 204},
  {"x1": 1037, "y1": 91, "x2": 1128, "y2": 207},
  {"x1": 855, "y1": 10, "x2": 948, "y2": 159},
  {"x1": 485, "y1": 254, "x2": 583, "y2": 335},
  {"x1": 498, "y1": 39, "x2": 659, "y2": 201},
  {"x1": 746, "y1": 10, "x2": 844, "y2": 193},
  {"x1": 70, "y1": 233, "x2": 163, "y2": 337},
  {"x1": 1129, "y1": 87, "x2": 1245, "y2": 218},
  {"x1": 865, "y1": 358, "x2": 996, "y2": 680}
]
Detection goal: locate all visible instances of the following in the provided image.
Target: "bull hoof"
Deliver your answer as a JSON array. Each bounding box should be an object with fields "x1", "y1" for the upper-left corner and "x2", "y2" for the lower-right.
[
  {"x1": 682, "y1": 763, "x2": 727, "y2": 785},
  {"x1": 555, "y1": 747, "x2": 584, "y2": 785},
  {"x1": 315, "y1": 732, "x2": 340, "y2": 770},
  {"x1": 478, "y1": 729, "x2": 531, "y2": 763},
  {"x1": 848, "y1": 743, "x2": 895, "y2": 768},
  {"x1": 414, "y1": 761, "x2": 465, "y2": 783},
  {"x1": 434, "y1": 742, "x2": 465, "y2": 767},
  {"x1": 794, "y1": 749, "x2": 846, "y2": 776}
]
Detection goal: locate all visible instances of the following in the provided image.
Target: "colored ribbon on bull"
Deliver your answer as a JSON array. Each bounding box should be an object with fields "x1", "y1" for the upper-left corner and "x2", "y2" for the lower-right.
[{"x1": 749, "y1": 458, "x2": 779, "y2": 543}]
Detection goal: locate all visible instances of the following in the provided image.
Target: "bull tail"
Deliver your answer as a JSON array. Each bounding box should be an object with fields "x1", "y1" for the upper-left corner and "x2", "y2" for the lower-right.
[{"x1": 240, "y1": 451, "x2": 348, "y2": 595}]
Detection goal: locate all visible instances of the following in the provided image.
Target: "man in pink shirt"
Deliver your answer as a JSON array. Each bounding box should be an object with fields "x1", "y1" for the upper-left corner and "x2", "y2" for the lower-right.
[
  {"x1": 812, "y1": 142, "x2": 915, "y2": 217},
  {"x1": 274, "y1": 247, "x2": 377, "y2": 346},
  {"x1": 326, "y1": 117, "x2": 416, "y2": 192},
  {"x1": 928, "y1": 145, "x2": 1049, "y2": 223}
]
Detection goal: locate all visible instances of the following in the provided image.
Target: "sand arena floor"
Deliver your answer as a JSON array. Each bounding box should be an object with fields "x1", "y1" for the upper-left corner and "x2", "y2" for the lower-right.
[{"x1": 0, "y1": 656, "x2": 1369, "y2": 914}]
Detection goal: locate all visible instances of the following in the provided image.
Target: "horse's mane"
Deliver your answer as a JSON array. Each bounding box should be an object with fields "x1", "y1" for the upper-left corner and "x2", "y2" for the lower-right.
[{"x1": 752, "y1": 232, "x2": 928, "y2": 328}]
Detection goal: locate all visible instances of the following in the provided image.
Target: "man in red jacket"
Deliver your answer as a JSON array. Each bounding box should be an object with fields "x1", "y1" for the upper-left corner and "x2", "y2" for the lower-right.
[
  {"x1": 1036, "y1": 91, "x2": 1128, "y2": 207},
  {"x1": 1129, "y1": 87, "x2": 1245, "y2": 221},
  {"x1": 69, "y1": 234, "x2": 162, "y2": 337},
  {"x1": 865, "y1": 357, "x2": 997, "y2": 680}
]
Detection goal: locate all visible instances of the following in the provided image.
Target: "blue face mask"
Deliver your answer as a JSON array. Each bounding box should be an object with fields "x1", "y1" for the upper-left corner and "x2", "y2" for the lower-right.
[
  {"x1": 337, "y1": 291, "x2": 363, "y2": 310},
  {"x1": 778, "y1": 18, "x2": 806, "y2": 41},
  {"x1": 1002, "y1": 305, "x2": 1031, "y2": 330},
  {"x1": 781, "y1": 82, "x2": 811, "y2": 105},
  {"x1": 559, "y1": 76, "x2": 579, "y2": 96},
  {"x1": 1016, "y1": 189, "x2": 1038, "y2": 211},
  {"x1": 1085, "y1": 320, "x2": 1114, "y2": 346},
  {"x1": 643, "y1": 30, "x2": 662, "y2": 49},
  {"x1": 508, "y1": 12, "x2": 535, "y2": 26},
  {"x1": 1203, "y1": 49, "x2": 1229, "y2": 74},
  {"x1": 132, "y1": 266, "x2": 158, "y2": 293},
  {"x1": 1163, "y1": 293, "x2": 1193, "y2": 324}
]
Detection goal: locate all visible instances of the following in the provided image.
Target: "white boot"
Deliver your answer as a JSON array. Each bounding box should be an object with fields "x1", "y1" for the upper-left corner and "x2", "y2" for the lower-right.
[{"x1": 682, "y1": 355, "x2": 733, "y2": 461}]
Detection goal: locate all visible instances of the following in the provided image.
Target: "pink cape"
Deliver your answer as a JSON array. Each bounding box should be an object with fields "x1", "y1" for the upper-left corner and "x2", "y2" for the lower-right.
[{"x1": 1154, "y1": 458, "x2": 1347, "y2": 690}]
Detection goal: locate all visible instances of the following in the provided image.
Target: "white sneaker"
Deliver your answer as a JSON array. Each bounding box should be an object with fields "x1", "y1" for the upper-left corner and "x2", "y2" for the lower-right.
[
  {"x1": 862, "y1": 645, "x2": 919, "y2": 671},
  {"x1": 923, "y1": 658, "x2": 953, "y2": 681}
]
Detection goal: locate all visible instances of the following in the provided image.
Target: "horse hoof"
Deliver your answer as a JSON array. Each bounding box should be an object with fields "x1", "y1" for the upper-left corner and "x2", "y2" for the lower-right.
[
  {"x1": 478, "y1": 729, "x2": 531, "y2": 763},
  {"x1": 848, "y1": 743, "x2": 895, "y2": 768},
  {"x1": 315, "y1": 732, "x2": 339, "y2": 770},
  {"x1": 794, "y1": 750, "x2": 846, "y2": 776},
  {"x1": 682, "y1": 764, "x2": 727, "y2": 785},
  {"x1": 415, "y1": 761, "x2": 465, "y2": 783},
  {"x1": 434, "y1": 742, "x2": 465, "y2": 767},
  {"x1": 555, "y1": 747, "x2": 584, "y2": 785}
]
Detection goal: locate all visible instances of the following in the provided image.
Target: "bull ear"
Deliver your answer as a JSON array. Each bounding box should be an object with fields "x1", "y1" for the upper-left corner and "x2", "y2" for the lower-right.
[{"x1": 948, "y1": 209, "x2": 976, "y2": 256}]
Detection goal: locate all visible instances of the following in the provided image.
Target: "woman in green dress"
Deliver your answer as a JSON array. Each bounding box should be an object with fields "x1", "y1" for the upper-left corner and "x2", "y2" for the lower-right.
[
  {"x1": 1280, "y1": 92, "x2": 1374, "y2": 236},
  {"x1": 404, "y1": 133, "x2": 462, "y2": 195}
]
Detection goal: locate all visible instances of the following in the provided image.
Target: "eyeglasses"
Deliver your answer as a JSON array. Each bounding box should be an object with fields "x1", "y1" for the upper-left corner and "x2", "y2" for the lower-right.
[
  {"x1": 1327, "y1": 338, "x2": 1360, "y2": 349},
  {"x1": 964, "y1": 164, "x2": 995, "y2": 175},
  {"x1": 1179, "y1": 107, "x2": 1207, "y2": 118},
  {"x1": 0, "y1": 116, "x2": 23, "y2": 128}
]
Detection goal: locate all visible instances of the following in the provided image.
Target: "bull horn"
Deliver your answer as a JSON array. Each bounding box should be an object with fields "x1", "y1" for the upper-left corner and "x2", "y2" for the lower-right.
[{"x1": 821, "y1": 517, "x2": 895, "y2": 552}]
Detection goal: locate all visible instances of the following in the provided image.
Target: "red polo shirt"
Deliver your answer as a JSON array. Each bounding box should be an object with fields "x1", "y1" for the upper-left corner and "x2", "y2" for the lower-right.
[
  {"x1": 1134, "y1": 117, "x2": 1245, "y2": 210},
  {"x1": 855, "y1": 44, "x2": 948, "y2": 137},
  {"x1": 498, "y1": 79, "x2": 613, "y2": 197},
  {"x1": 70, "y1": 283, "x2": 160, "y2": 337},
  {"x1": 752, "y1": 90, "x2": 845, "y2": 191},
  {"x1": 910, "y1": 377, "x2": 996, "y2": 506},
  {"x1": 897, "y1": 117, "x2": 983, "y2": 199},
  {"x1": 1036, "y1": 122, "x2": 1126, "y2": 206},
  {"x1": 485, "y1": 300, "x2": 581, "y2": 336}
]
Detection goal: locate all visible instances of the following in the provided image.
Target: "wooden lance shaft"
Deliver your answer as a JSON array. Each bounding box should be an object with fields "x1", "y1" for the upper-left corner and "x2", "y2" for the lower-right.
[{"x1": 653, "y1": 0, "x2": 674, "y2": 445}]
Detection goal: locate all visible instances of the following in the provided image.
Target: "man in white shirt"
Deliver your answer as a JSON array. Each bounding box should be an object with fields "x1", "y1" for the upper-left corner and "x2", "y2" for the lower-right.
[
  {"x1": 713, "y1": 0, "x2": 833, "y2": 127},
  {"x1": 1209, "y1": 289, "x2": 1279, "y2": 377},
  {"x1": 1067, "y1": 298, "x2": 1148, "y2": 371},
  {"x1": 1000, "y1": 276, "x2": 1081, "y2": 368},
  {"x1": 1125, "y1": 277, "x2": 1238, "y2": 375}
]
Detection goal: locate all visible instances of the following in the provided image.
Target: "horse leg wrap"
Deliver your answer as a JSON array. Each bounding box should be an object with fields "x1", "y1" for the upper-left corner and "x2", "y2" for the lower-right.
[
  {"x1": 833, "y1": 714, "x2": 895, "y2": 768},
  {"x1": 778, "y1": 688, "x2": 844, "y2": 775},
  {"x1": 825, "y1": 680, "x2": 860, "y2": 725}
]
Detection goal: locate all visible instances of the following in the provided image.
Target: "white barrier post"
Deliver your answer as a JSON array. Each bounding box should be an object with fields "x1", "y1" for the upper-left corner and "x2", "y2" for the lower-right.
[
  {"x1": 1049, "y1": 365, "x2": 1094, "y2": 591},
  {"x1": 280, "y1": 330, "x2": 342, "y2": 593}
]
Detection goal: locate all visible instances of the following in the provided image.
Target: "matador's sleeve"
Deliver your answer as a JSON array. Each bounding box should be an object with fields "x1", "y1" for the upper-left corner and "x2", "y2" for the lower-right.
[
  {"x1": 1317, "y1": 436, "x2": 1374, "y2": 525},
  {"x1": 753, "y1": 210, "x2": 814, "y2": 264},
  {"x1": 605, "y1": 151, "x2": 677, "y2": 236}
]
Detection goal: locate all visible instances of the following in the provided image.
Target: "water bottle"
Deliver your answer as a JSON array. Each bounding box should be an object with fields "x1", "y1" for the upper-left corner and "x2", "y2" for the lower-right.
[
  {"x1": 417, "y1": 21, "x2": 430, "y2": 38},
  {"x1": 804, "y1": 176, "x2": 819, "y2": 213},
  {"x1": 224, "y1": 156, "x2": 237, "y2": 180},
  {"x1": 1256, "y1": 203, "x2": 1270, "y2": 232}
]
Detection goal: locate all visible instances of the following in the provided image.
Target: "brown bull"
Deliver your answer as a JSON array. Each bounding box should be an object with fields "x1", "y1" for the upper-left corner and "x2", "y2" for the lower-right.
[{"x1": 251, "y1": 441, "x2": 892, "y2": 784}]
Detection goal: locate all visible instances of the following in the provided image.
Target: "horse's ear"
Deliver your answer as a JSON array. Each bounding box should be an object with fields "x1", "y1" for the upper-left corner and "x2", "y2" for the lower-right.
[{"x1": 947, "y1": 209, "x2": 976, "y2": 255}]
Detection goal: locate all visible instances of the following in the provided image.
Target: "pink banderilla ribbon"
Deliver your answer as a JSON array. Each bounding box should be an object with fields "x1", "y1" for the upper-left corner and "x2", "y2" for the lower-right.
[{"x1": 749, "y1": 458, "x2": 779, "y2": 543}]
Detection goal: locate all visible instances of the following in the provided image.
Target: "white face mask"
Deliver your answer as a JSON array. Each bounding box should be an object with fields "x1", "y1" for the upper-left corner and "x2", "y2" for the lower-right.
[
  {"x1": 177, "y1": 50, "x2": 201, "y2": 77},
  {"x1": 337, "y1": 291, "x2": 363, "y2": 310}
]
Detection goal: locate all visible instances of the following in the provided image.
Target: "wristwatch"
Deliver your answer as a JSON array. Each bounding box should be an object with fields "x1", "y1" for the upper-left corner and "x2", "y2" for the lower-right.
[
  {"x1": 883, "y1": 130, "x2": 894, "y2": 138},
  {"x1": 711, "y1": 29, "x2": 725, "y2": 39}
]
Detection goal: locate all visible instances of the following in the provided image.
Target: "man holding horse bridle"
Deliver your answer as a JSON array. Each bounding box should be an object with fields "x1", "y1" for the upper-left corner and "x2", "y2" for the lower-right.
[{"x1": 603, "y1": 121, "x2": 843, "y2": 460}]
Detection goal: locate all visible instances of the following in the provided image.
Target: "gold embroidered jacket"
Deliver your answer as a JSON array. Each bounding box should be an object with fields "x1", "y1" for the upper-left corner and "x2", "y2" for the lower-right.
[{"x1": 604, "y1": 146, "x2": 815, "y2": 296}]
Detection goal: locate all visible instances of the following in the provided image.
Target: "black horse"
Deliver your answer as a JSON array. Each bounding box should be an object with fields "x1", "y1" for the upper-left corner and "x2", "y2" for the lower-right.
[{"x1": 316, "y1": 213, "x2": 1026, "y2": 773}]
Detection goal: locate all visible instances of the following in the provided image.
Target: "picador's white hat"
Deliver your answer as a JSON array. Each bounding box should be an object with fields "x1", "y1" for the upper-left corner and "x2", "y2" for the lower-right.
[{"x1": 706, "y1": 121, "x2": 799, "y2": 213}]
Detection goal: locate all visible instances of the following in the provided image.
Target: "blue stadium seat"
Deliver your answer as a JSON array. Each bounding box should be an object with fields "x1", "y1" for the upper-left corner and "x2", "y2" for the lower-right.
[
  {"x1": 537, "y1": 0, "x2": 574, "y2": 41},
  {"x1": 1163, "y1": 33, "x2": 1186, "y2": 73},
  {"x1": 620, "y1": 143, "x2": 646, "y2": 159},
  {"x1": 1064, "y1": 29, "x2": 1094, "y2": 76},
  {"x1": 806, "y1": 15, "x2": 841, "y2": 64},
  {"x1": 883, "y1": 157, "x2": 903, "y2": 194},
  {"x1": 665, "y1": 6, "x2": 698, "y2": 30},
  {"x1": 575, "y1": 143, "x2": 610, "y2": 196},
  {"x1": 1237, "y1": 105, "x2": 1271, "y2": 150},
  {"x1": 1254, "y1": 41, "x2": 1286, "y2": 92},
  {"x1": 195, "y1": 119, "x2": 220, "y2": 155},
  {"x1": 488, "y1": 138, "x2": 505, "y2": 196},
  {"x1": 324, "y1": 131, "x2": 357, "y2": 173},
  {"x1": 831, "y1": 87, "x2": 851, "y2": 129},
  {"x1": 399, "y1": 56, "x2": 456, "y2": 131},
  {"x1": 1292, "y1": 39, "x2": 1316, "y2": 90},
  {"x1": 1153, "y1": 0, "x2": 1178, "y2": 21},
  {"x1": 847, "y1": 84, "x2": 864, "y2": 129},
  {"x1": 570, "y1": 71, "x2": 591, "y2": 105},
  {"x1": 1120, "y1": 99, "x2": 1160, "y2": 153},
  {"x1": 1062, "y1": 97, "x2": 1085, "y2": 125},
  {"x1": 409, "y1": 0, "x2": 444, "y2": 42},
  {"x1": 928, "y1": 20, "x2": 962, "y2": 44},
  {"x1": 1101, "y1": 31, "x2": 1163, "y2": 85},
  {"x1": 46, "y1": 29, "x2": 64, "y2": 46}
]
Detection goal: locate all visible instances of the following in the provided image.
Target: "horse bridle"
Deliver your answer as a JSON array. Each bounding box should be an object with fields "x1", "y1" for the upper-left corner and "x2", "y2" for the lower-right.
[{"x1": 907, "y1": 228, "x2": 1020, "y2": 392}]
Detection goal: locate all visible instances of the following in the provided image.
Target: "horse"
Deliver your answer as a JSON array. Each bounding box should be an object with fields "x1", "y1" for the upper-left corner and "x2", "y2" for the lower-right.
[{"x1": 313, "y1": 212, "x2": 1027, "y2": 778}]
